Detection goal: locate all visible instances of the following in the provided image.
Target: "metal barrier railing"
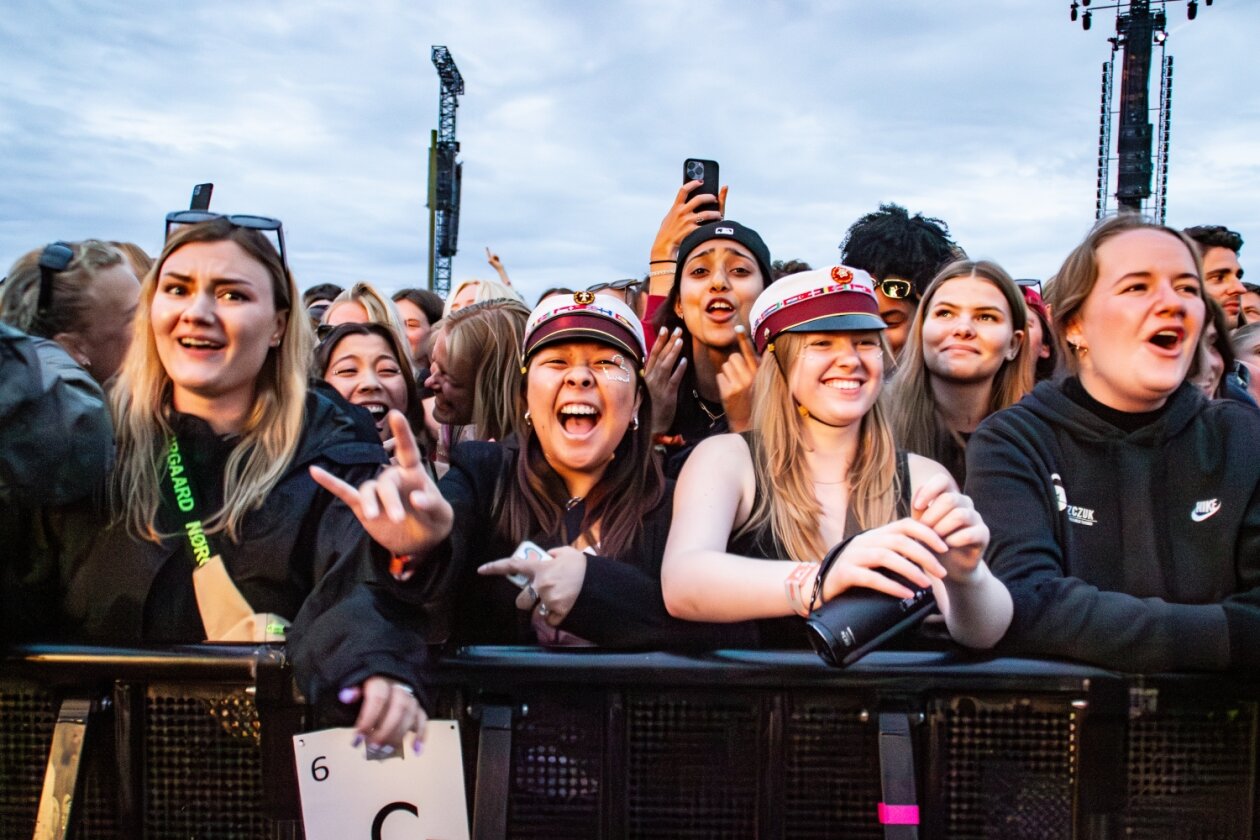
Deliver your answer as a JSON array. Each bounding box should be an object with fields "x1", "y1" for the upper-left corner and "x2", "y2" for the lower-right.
[{"x1": 1, "y1": 645, "x2": 1257, "y2": 840}]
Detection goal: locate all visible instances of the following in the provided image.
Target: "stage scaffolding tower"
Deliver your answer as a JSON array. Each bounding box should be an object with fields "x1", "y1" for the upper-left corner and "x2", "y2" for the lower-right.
[{"x1": 428, "y1": 45, "x2": 464, "y2": 295}]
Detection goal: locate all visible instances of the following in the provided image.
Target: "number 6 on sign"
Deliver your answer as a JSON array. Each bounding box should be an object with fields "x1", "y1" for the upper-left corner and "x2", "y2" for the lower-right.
[{"x1": 293, "y1": 722, "x2": 469, "y2": 840}]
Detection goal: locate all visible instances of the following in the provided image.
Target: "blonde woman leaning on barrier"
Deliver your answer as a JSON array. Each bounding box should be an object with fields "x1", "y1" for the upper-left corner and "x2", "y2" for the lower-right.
[
  {"x1": 52, "y1": 212, "x2": 423, "y2": 751},
  {"x1": 661, "y1": 267, "x2": 1011, "y2": 649}
]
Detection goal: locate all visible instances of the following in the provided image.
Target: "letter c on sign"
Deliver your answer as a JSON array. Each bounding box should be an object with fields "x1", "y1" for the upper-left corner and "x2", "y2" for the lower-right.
[{"x1": 371, "y1": 801, "x2": 418, "y2": 839}]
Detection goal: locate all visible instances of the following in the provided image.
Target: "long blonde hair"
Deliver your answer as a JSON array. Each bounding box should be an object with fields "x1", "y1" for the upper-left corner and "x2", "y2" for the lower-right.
[
  {"x1": 444, "y1": 298, "x2": 530, "y2": 442},
  {"x1": 111, "y1": 219, "x2": 313, "y2": 542},
  {"x1": 736, "y1": 332, "x2": 899, "y2": 562},
  {"x1": 890, "y1": 259, "x2": 1033, "y2": 474}
]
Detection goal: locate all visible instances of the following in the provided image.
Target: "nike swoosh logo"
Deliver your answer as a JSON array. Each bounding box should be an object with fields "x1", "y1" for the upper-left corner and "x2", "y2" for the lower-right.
[{"x1": 1191, "y1": 506, "x2": 1220, "y2": 523}]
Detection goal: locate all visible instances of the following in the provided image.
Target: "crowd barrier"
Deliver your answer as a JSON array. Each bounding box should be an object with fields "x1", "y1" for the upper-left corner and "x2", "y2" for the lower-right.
[{"x1": 0, "y1": 644, "x2": 1256, "y2": 839}]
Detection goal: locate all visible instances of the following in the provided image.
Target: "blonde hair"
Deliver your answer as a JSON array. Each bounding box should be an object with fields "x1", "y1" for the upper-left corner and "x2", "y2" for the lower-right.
[
  {"x1": 735, "y1": 332, "x2": 899, "y2": 562},
  {"x1": 443, "y1": 278, "x2": 524, "y2": 318},
  {"x1": 0, "y1": 240, "x2": 126, "y2": 338},
  {"x1": 890, "y1": 259, "x2": 1033, "y2": 472},
  {"x1": 445, "y1": 298, "x2": 530, "y2": 442},
  {"x1": 325, "y1": 282, "x2": 410, "y2": 351},
  {"x1": 111, "y1": 219, "x2": 314, "y2": 542}
]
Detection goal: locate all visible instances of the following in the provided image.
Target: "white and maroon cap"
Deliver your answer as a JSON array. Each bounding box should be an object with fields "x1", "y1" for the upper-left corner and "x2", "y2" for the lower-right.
[
  {"x1": 522, "y1": 291, "x2": 646, "y2": 364},
  {"x1": 749, "y1": 266, "x2": 886, "y2": 353}
]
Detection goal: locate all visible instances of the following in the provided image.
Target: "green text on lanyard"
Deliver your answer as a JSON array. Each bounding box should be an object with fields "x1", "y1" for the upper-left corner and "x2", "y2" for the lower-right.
[{"x1": 166, "y1": 436, "x2": 213, "y2": 568}]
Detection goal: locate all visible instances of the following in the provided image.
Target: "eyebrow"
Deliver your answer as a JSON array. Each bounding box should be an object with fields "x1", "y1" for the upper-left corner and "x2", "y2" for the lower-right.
[{"x1": 160, "y1": 272, "x2": 258, "y2": 287}]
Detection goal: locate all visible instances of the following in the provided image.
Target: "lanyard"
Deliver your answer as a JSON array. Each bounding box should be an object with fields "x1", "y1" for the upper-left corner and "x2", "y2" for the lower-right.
[{"x1": 165, "y1": 435, "x2": 214, "y2": 568}]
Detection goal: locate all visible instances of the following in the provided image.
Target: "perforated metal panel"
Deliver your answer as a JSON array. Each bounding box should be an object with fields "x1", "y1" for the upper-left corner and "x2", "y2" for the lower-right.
[
  {"x1": 1123, "y1": 700, "x2": 1258, "y2": 840},
  {"x1": 783, "y1": 696, "x2": 883, "y2": 839},
  {"x1": 931, "y1": 695, "x2": 1076, "y2": 840},
  {"x1": 506, "y1": 693, "x2": 603, "y2": 840},
  {"x1": 0, "y1": 683, "x2": 55, "y2": 840},
  {"x1": 625, "y1": 693, "x2": 760, "y2": 840},
  {"x1": 145, "y1": 685, "x2": 266, "y2": 839}
]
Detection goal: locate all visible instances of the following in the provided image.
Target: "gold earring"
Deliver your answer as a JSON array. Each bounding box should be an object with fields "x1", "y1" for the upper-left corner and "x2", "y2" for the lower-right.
[{"x1": 797, "y1": 404, "x2": 810, "y2": 418}]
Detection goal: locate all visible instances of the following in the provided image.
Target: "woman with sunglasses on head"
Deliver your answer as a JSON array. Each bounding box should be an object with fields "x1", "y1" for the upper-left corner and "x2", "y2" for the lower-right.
[
  {"x1": 303, "y1": 292, "x2": 751, "y2": 662},
  {"x1": 661, "y1": 268, "x2": 1010, "y2": 650},
  {"x1": 0, "y1": 240, "x2": 138, "y2": 639},
  {"x1": 1, "y1": 240, "x2": 141, "y2": 384},
  {"x1": 889, "y1": 260, "x2": 1034, "y2": 487},
  {"x1": 52, "y1": 214, "x2": 424, "y2": 750},
  {"x1": 969, "y1": 214, "x2": 1260, "y2": 673}
]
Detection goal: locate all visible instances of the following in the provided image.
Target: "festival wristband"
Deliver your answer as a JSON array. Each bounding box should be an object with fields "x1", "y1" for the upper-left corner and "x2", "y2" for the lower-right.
[{"x1": 784, "y1": 562, "x2": 820, "y2": 618}]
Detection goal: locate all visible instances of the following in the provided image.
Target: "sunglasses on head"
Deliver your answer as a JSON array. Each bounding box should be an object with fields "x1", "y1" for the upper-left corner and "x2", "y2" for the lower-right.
[
  {"x1": 36, "y1": 242, "x2": 75, "y2": 317},
  {"x1": 876, "y1": 277, "x2": 914, "y2": 300},
  {"x1": 164, "y1": 210, "x2": 289, "y2": 277},
  {"x1": 1016, "y1": 278, "x2": 1043, "y2": 297},
  {"x1": 587, "y1": 278, "x2": 642, "y2": 294}
]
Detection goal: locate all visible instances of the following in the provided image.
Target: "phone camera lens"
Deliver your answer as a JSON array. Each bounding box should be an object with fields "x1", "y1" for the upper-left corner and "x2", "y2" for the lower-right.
[{"x1": 686, "y1": 161, "x2": 704, "y2": 180}]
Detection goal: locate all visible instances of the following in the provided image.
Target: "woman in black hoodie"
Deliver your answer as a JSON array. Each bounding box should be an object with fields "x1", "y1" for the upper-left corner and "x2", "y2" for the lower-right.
[{"x1": 967, "y1": 214, "x2": 1260, "y2": 673}]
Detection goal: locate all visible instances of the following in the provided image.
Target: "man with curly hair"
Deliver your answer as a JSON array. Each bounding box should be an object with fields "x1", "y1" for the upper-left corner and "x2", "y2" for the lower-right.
[{"x1": 839, "y1": 203, "x2": 963, "y2": 358}]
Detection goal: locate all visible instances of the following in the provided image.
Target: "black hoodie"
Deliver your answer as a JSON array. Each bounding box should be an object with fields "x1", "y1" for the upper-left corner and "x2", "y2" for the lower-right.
[{"x1": 966, "y1": 378, "x2": 1260, "y2": 672}]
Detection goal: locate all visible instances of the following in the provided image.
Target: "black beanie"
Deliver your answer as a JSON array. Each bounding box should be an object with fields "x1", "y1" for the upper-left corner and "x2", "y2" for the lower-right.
[{"x1": 675, "y1": 220, "x2": 773, "y2": 289}]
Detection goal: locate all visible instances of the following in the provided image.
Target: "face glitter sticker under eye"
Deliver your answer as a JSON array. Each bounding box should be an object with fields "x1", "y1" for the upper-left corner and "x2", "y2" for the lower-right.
[{"x1": 601, "y1": 354, "x2": 633, "y2": 383}]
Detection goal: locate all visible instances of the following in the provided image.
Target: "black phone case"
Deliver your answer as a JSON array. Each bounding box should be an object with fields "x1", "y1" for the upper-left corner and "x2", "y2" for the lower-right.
[
  {"x1": 683, "y1": 158, "x2": 720, "y2": 212},
  {"x1": 804, "y1": 572, "x2": 936, "y2": 667}
]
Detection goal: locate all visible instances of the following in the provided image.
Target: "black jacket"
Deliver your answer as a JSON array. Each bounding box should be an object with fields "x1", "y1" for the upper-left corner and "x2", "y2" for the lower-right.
[
  {"x1": 967, "y1": 379, "x2": 1260, "y2": 672},
  {"x1": 44, "y1": 391, "x2": 426, "y2": 703},
  {"x1": 402, "y1": 440, "x2": 754, "y2": 648}
]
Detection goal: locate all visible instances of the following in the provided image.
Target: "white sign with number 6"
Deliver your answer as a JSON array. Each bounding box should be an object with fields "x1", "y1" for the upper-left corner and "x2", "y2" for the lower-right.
[{"x1": 293, "y1": 722, "x2": 469, "y2": 840}]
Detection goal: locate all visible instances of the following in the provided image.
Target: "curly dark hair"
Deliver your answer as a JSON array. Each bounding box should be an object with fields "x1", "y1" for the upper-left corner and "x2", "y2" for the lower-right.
[
  {"x1": 1183, "y1": 225, "x2": 1243, "y2": 255},
  {"x1": 839, "y1": 203, "x2": 962, "y2": 296}
]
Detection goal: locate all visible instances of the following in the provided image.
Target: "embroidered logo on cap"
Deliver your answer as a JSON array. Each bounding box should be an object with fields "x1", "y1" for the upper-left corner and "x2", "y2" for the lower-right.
[
  {"x1": 1191, "y1": 498, "x2": 1221, "y2": 522},
  {"x1": 715, "y1": 226, "x2": 734, "y2": 235}
]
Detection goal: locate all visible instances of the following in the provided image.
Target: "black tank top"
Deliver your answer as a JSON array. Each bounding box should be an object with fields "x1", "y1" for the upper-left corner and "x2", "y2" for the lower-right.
[{"x1": 725, "y1": 432, "x2": 914, "y2": 648}]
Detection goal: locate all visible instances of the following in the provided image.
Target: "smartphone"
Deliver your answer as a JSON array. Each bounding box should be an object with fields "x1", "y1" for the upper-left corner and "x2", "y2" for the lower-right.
[
  {"x1": 503, "y1": 540, "x2": 549, "y2": 589},
  {"x1": 190, "y1": 183, "x2": 214, "y2": 211},
  {"x1": 683, "y1": 158, "x2": 719, "y2": 214}
]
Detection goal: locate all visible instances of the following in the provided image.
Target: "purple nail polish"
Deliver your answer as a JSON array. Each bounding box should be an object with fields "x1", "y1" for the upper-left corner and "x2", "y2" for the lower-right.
[
  {"x1": 338, "y1": 687, "x2": 356, "y2": 704},
  {"x1": 413, "y1": 739, "x2": 425, "y2": 757},
  {"x1": 352, "y1": 734, "x2": 363, "y2": 747}
]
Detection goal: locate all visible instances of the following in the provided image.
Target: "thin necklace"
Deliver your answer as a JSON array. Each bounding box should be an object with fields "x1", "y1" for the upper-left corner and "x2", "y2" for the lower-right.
[
  {"x1": 692, "y1": 389, "x2": 725, "y2": 424},
  {"x1": 811, "y1": 478, "x2": 845, "y2": 485}
]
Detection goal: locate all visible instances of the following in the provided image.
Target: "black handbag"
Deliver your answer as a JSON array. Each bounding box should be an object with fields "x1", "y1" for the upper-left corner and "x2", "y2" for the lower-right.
[{"x1": 803, "y1": 536, "x2": 937, "y2": 667}]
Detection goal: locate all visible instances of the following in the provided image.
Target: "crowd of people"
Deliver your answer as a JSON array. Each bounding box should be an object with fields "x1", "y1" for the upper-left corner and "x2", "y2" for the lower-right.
[{"x1": 2, "y1": 181, "x2": 1257, "y2": 753}]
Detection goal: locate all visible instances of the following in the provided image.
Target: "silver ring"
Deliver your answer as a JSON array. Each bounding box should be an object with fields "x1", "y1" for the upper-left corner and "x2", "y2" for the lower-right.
[
  {"x1": 524, "y1": 585, "x2": 540, "y2": 608},
  {"x1": 537, "y1": 602, "x2": 550, "y2": 617},
  {"x1": 394, "y1": 683, "x2": 415, "y2": 697}
]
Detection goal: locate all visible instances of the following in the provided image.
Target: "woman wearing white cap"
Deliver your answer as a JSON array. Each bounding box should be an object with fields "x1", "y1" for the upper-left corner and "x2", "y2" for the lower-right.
[
  {"x1": 306, "y1": 291, "x2": 751, "y2": 654},
  {"x1": 661, "y1": 267, "x2": 1011, "y2": 649}
]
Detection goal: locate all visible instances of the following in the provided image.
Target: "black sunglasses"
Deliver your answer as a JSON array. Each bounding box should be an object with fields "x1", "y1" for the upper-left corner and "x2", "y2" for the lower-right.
[
  {"x1": 876, "y1": 277, "x2": 914, "y2": 300},
  {"x1": 1016, "y1": 278, "x2": 1043, "y2": 297},
  {"x1": 587, "y1": 278, "x2": 642, "y2": 294},
  {"x1": 36, "y1": 242, "x2": 75, "y2": 317},
  {"x1": 314, "y1": 322, "x2": 339, "y2": 341},
  {"x1": 164, "y1": 210, "x2": 289, "y2": 276}
]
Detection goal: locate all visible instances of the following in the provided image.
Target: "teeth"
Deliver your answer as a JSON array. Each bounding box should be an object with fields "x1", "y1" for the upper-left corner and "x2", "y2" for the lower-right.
[
  {"x1": 708, "y1": 301, "x2": 733, "y2": 311},
  {"x1": 560, "y1": 405, "x2": 598, "y2": 415},
  {"x1": 824, "y1": 380, "x2": 861, "y2": 390},
  {"x1": 180, "y1": 337, "x2": 219, "y2": 348},
  {"x1": 361, "y1": 404, "x2": 388, "y2": 418}
]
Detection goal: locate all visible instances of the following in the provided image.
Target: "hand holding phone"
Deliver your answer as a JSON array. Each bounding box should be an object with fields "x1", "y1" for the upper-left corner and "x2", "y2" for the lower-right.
[
  {"x1": 502, "y1": 540, "x2": 549, "y2": 589},
  {"x1": 683, "y1": 158, "x2": 720, "y2": 215}
]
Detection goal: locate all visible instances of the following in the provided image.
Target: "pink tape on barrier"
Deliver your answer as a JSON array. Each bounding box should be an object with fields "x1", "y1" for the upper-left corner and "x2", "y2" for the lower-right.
[{"x1": 877, "y1": 802, "x2": 920, "y2": 825}]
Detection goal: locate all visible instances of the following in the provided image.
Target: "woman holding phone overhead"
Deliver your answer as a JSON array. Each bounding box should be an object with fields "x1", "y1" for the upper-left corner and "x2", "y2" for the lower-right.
[
  {"x1": 302, "y1": 292, "x2": 751, "y2": 664},
  {"x1": 661, "y1": 267, "x2": 1011, "y2": 650},
  {"x1": 54, "y1": 212, "x2": 424, "y2": 750},
  {"x1": 969, "y1": 214, "x2": 1260, "y2": 672}
]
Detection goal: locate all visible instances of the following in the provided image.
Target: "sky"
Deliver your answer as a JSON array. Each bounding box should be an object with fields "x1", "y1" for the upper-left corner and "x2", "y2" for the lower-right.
[{"x1": 1, "y1": 1, "x2": 1257, "y2": 305}]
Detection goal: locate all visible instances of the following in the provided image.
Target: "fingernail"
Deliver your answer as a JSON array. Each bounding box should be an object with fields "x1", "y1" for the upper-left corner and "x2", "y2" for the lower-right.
[
  {"x1": 338, "y1": 687, "x2": 356, "y2": 704},
  {"x1": 674, "y1": 338, "x2": 683, "y2": 347},
  {"x1": 352, "y1": 734, "x2": 364, "y2": 747},
  {"x1": 734, "y1": 324, "x2": 745, "y2": 333},
  {"x1": 413, "y1": 739, "x2": 425, "y2": 757},
  {"x1": 673, "y1": 327, "x2": 682, "y2": 335}
]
